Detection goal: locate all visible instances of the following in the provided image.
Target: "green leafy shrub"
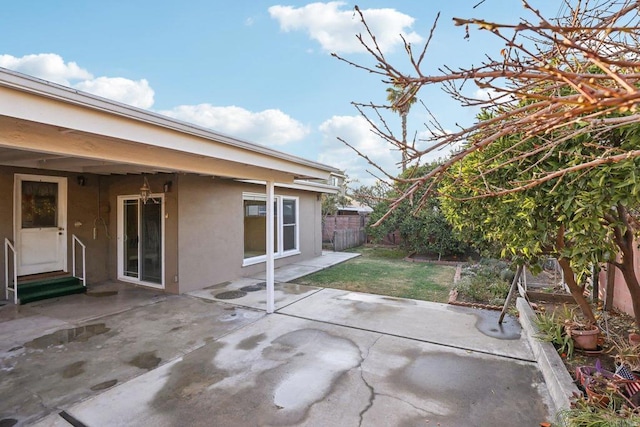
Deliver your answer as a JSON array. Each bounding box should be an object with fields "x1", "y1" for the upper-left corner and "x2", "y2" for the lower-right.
[
  {"x1": 456, "y1": 259, "x2": 513, "y2": 305},
  {"x1": 533, "y1": 311, "x2": 574, "y2": 358},
  {"x1": 556, "y1": 395, "x2": 640, "y2": 426}
]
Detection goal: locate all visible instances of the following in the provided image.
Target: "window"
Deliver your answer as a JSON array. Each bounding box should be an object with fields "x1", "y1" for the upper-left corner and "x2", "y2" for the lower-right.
[
  {"x1": 282, "y1": 199, "x2": 296, "y2": 251},
  {"x1": 21, "y1": 181, "x2": 58, "y2": 228},
  {"x1": 243, "y1": 193, "x2": 299, "y2": 263}
]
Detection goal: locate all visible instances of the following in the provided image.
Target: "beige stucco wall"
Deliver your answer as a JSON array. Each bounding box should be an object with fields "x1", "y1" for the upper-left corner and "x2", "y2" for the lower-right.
[
  {"x1": 0, "y1": 166, "x2": 110, "y2": 288},
  {"x1": 177, "y1": 175, "x2": 322, "y2": 293},
  {"x1": 1, "y1": 168, "x2": 322, "y2": 296}
]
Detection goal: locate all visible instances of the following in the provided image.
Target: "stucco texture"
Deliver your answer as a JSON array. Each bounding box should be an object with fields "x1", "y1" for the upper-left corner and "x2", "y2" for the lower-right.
[
  {"x1": 0, "y1": 167, "x2": 110, "y2": 288},
  {"x1": 177, "y1": 176, "x2": 322, "y2": 293}
]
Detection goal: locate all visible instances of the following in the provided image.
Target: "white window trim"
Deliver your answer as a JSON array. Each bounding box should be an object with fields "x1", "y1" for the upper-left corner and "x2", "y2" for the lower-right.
[
  {"x1": 242, "y1": 193, "x2": 300, "y2": 267},
  {"x1": 116, "y1": 194, "x2": 165, "y2": 289}
]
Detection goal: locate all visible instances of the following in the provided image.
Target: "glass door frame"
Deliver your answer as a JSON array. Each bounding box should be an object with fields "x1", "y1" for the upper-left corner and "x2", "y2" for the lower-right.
[{"x1": 116, "y1": 194, "x2": 165, "y2": 289}]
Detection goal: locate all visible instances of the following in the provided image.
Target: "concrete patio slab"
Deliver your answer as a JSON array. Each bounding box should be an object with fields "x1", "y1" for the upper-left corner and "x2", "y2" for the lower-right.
[
  {"x1": 248, "y1": 251, "x2": 360, "y2": 282},
  {"x1": 278, "y1": 288, "x2": 534, "y2": 361},
  {"x1": 48, "y1": 313, "x2": 553, "y2": 427},
  {"x1": 187, "y1": 278, "x2": 322, "y2": 311},
  {"x1": 21, "y1": 281, "x2": 168, "y2": 324},
  {"x1": 0, "y1": 294, "x2": 264, "y2": 426},
  {"x1": 1, "y1": 253, "x2": 558, "y2": 426}
]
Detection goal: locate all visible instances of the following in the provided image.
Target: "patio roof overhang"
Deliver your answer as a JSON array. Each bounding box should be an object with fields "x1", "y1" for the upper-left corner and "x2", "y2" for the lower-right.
[
  {"x1": 0, "y1": 68, "x2": 342, "y2": 314},
  {"x1": 0, "y1": 68, "x2": 341, "y2": 183}
]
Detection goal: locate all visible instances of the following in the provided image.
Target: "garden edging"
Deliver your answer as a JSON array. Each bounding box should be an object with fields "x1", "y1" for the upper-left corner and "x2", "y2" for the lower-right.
[{"x1": 516, "y1": 297, "x2": 579, "y2": 414}]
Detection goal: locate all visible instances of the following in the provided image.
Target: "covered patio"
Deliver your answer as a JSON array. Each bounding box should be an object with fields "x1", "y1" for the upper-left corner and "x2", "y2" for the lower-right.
[{"x1": 0, "y1": 68, "x2": 342, "y2": 310}]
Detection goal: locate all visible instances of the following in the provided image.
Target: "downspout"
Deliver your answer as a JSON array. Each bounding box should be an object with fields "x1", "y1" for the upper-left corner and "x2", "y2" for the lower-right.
[{"x1": 266, "y1": 180, "x2": 275, "y2": 314}]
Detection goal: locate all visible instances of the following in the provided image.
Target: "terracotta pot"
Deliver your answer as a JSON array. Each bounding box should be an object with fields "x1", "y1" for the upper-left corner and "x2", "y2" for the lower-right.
[
  {"x1": 568, "y1": 325, "x2": 600, "y2": 350},
  {"x1": 629, "y1": 333, "x2": 640, "y2": 346},
  {"x1": 575, "y1": 366, "x2": 614, "y2": 387},
  {"x1": 585, "y1": 385, "x2": 610, "y2": 407}
]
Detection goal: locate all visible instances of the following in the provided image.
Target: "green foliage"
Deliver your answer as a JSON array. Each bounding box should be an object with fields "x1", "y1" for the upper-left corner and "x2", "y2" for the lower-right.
[
  {"x1": 457, "y1": 260, "x2": 512, "y2": 305},
  {"x1": 438, "y1": 110, "x2": 640, "y2": 323},
  {"x1": 367, "y1": 163, "x2": 469, "y2": 258},
  {"x1": 556, "y1": 395, "x2": 640, "y2": 426},
  {"x1": 533, "y1": 311, "x2": 575, "y2": 359}
]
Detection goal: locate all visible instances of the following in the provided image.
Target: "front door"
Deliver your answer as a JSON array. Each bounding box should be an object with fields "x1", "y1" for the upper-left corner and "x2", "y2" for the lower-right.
[{"x1": 14, "y1": 174, "x2": 67, "y2": 276}]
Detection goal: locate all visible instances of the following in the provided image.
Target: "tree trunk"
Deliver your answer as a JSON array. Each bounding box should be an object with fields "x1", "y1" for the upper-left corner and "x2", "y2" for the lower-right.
[
  {"x1": 557, "y1": 257, "x2": 597, "y2": 324},
  {"x1": 555, "y1": 225, "x2": 596, "y2": 323},
  {"x1": 401, "y1": 112, "x2": 407, "y2": 171}
]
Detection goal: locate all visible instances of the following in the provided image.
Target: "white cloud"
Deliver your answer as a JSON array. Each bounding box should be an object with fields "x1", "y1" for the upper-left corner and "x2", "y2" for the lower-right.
[
  {"x1": 474, "y1": 87, "x2": 499, "y2": 101},
  {"x1": 0, "y1": 53, "x2": 310, "y2": 147},
  {"x1": 0, "y1": 53, "x2": 93, "y2": 86},
  {"x1": 160, "y1": 104, "x2": 310, "y2": 146},
  {"x1": 0, "y1": 53, "x2": 154, "y2": 109},
  {"x1": 318, "y1": 115, "x2": 399, "y2": 185},
  {"x1": 75, "y1": 77, "x2": 155, "y2": 109},
  {"x1": 269, "y1": 2, "x2": 422, "y2": 54}
]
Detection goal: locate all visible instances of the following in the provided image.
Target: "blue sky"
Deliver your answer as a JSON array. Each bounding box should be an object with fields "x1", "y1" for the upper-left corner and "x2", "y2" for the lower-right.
[{"x1": 0, "y1": 1, "x2": 558, "y2": 185}]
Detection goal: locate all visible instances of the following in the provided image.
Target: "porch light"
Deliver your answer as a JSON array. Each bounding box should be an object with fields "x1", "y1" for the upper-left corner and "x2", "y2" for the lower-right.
[{"x1": 140, "y1": 177, "x2": 151, "y2": 204}]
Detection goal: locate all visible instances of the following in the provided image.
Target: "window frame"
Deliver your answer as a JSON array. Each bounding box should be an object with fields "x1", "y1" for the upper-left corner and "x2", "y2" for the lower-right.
[
  {"x1": 116, "y1": 194, "x2": 165, "y2": 289},
  {"x1": 242, "y1": 192, "x2": 300, "y2": 266}
]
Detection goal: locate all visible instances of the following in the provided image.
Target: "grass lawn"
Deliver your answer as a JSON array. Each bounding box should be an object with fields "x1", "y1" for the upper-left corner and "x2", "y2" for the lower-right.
[{"x1": 294, "y1": 246, "x2": 457, "y2": 303}]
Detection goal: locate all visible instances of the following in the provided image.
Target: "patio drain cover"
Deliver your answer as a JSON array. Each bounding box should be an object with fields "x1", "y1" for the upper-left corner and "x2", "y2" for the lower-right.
[
  {"x1": 215, "y1": 290, "x2": 247, "y2": 300},
  {"x1": 240, "y1": 282, "x2": 266, "y2": 292}
]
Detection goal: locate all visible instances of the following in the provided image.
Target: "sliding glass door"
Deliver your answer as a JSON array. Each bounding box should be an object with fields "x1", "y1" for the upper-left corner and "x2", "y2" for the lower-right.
[{"x1": 118, "y1": 195, "x2": 164, "y2": 287}]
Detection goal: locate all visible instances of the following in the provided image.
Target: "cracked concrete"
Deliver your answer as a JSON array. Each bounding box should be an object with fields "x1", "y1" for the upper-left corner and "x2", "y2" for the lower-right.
[{"x1": 2, "y1": 281, "x2": 554, "y2": 426}]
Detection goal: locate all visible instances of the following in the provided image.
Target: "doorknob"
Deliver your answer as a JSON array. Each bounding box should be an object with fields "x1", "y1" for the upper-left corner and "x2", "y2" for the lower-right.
[{"x1": 58, "y1": 228, "x2": 65, "y2": 231}]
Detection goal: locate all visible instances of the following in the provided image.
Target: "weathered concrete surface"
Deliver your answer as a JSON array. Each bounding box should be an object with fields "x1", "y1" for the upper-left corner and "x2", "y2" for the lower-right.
[
  {"x1": 2, "y1": 274, "x2": 555, "y2": 427},
  {"x1": 187, "y1": 278, "x2": 322, "y2": 311},
  {"x1": 0, "y1": 287, "x2": 263, "y2": 426},
  {"x1": 517, "y1": 297, "x2": 579, "y2": 413},
  {"x1": 46, "y1": 314, "x2": 553, "y2": 427},
  {"x1": 248, "y1": 250, "x2": 361, "y2": 282},
  {"x1": 279, "y1": 288, "x2": 534, "y2": 361}
]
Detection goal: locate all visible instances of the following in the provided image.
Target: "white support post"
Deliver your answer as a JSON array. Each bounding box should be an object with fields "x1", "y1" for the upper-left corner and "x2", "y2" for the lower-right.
[{"x1": 266, "y1": 180, "x2": 275, "y2": 314}]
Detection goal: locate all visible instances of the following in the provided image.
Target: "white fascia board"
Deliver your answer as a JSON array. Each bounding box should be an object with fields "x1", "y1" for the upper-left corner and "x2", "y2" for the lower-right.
[
  {"x1": 0, "y1": 68, "x2": 341, "y2": 179},
  {"x1": 237, "y1": 179, "x2": 340, "y2": 194}
]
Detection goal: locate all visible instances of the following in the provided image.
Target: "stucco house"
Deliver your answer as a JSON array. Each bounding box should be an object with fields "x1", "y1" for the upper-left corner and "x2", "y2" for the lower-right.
[{"x1": 0, "y1": 68, "x2": 342, "y2": 312}]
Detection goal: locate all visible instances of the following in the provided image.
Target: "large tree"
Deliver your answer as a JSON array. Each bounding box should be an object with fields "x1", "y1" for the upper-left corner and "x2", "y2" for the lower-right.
[
  {"x1": 333, "y1": 0, "x2": 640, "y2": 323},
  {"x1": 439, "y1": 115, "x2": 640, "y2": 325},
  {"x1": 333, "y1": 0, "x2": 640, "y2": 215}
]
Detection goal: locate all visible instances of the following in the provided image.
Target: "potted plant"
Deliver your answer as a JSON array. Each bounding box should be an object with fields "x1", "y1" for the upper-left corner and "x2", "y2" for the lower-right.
[
  {"x1": 561, "y1": 306, "x2": 600, "y2": 351},
  {"x1": 583, "y1": 372, "x2": 614, "y2": 407},
  {"x1": 611, "y1": 337, "x2": 640, "y2": 373},
  {"x1": 534, "y1": 310, "x2": 574, "y2": 358}
]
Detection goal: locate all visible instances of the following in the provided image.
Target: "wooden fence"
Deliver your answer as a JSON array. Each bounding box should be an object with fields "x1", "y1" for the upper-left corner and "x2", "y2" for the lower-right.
[{"x1": 332, "y1": 228, "x2": 366, "y2": 251}]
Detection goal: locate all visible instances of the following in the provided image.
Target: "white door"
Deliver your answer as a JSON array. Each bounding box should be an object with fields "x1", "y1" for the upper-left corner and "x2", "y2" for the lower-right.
[{"x1": 14, "y1": 174, "x2": 67, "y2": 276}]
